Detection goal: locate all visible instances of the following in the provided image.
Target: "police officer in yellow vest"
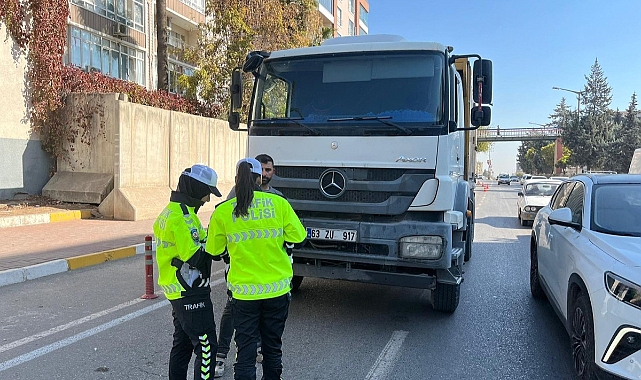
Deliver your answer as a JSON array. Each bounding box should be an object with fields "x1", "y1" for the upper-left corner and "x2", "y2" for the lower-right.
[
  {"x1": 206, "y1": 158, "x2": 306, "y2": 380},
  {"x1": 154, "y1": 164, "x2": 222, "y2": 380}
]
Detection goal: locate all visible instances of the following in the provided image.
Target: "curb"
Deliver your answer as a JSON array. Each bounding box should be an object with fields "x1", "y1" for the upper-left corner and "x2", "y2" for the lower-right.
[
  {"x1": 0, "y1": 241, "x2": 156, "y2": 288},
  {"x1": 0, "y1": 209, "x2": 94, "y2": 229}
]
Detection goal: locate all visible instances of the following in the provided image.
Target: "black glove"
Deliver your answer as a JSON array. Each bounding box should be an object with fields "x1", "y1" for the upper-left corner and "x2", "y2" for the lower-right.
[{"x1": 284, "y1": 242, "x2": 294, "y2": 256}]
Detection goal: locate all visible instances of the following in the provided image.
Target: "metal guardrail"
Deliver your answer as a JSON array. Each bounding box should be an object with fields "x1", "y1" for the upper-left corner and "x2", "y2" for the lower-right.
[{"x1": 477, "y1": 127, "x2": 561, "y2": 142}]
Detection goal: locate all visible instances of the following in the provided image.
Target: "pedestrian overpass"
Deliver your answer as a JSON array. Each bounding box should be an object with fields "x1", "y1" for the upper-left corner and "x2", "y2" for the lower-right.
[{"x1": 477, "y1": 127, "x2": 561, "y2": 142}]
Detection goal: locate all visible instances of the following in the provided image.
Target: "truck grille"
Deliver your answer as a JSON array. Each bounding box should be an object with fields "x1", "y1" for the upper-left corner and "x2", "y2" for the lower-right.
[
  {"x1": 272, "y1": 166, "x2": 435, "y2": 215},
  {"x1": 276, "y1": 166, "x2": 410, "y2": 181},
  {"x1": 280, "y1": 188, "x2": 391, "y2": 203}
]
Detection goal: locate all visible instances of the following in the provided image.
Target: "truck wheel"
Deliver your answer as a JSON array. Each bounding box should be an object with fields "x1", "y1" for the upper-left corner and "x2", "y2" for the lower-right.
[
  {"x1": 464, "y1": 200, "x2": 474, "y2": 262},
  {"x1": 431, "y1": 282, "x2": 460, "y2": 313},
  {"x1": 291, "y1": 276, "x2": 304, "y2": 292}
]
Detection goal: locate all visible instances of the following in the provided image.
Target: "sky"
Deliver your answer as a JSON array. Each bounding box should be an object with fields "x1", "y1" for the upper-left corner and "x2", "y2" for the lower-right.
[{"x1": 368, "y1": 0, "x2": 641, "y2": 175}]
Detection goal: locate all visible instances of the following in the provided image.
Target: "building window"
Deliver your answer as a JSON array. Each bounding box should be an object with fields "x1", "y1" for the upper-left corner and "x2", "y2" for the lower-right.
[
  {"x1": 348, "y1": 20, "x2": 354, "y2": 36},
  {"x1": 168, "y1": 62, "x2": 195, "y2": 95},
  {"x1": 69, "y1": 26, "x2": 145, "y2": 85},
  {"x1": 337, "y1": 7, "x2": 342, "y2": 27},
  {"x1": 359, "y1": 4, "x2": 368, "y2": 27},
  {"x1": 348, "y1": 0, "x2": 354, "y2": 13},
  {"x1": 71, "y1": 0, "x2": 144, "y2": 31},
  {"x1": 168, "y1": 30, "x2": 186, "y2": 49},
  {"x1": 359, "y1": 26, "x2": 367, "y2": 35}
]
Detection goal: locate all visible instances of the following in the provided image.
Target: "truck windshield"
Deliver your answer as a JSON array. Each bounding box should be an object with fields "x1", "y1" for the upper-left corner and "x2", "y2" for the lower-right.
[{"x1": 250, "y1": 52, "x2": 444, "y2": 135}]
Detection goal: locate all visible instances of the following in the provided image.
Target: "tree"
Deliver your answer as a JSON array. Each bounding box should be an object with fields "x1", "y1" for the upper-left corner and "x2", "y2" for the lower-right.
[
  {"x1": 611, "y1": 92, "x2": 641, "y2": 173},
  {"x1": 179, "y1": 0, "x2": 324, "y2": 115},
  {"x1": 156, "y1": 0, "x2": 168, "y2": 91},
  {"x1": 518, "y1": 140, "x2": 548, "y2": 175},
  {"x1": 476, "y1": 125, "x2": 493, "y2": 153},
  {"x1": 582, "y1": 59, "x2": 614, "y2": 170}
]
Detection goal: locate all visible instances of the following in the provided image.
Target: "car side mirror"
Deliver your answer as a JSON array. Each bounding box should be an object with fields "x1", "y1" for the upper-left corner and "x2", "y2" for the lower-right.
[{"x1": 548, "y1": 208, "x2": 581, "y2": 230}]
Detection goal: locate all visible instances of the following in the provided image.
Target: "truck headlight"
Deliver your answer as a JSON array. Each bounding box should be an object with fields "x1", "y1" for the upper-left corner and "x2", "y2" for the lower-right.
[
  {"x1": 605, "y1": 272, "x2": 641, "y2": 310},
  {"x1": 400, "y1": 236, "x2": 444, "y2": 259}
]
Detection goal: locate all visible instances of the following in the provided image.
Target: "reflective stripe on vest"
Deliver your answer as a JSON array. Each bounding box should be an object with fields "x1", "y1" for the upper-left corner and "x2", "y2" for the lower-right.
[
  {"x1": 227, "y1": 277, "x2": 291, "y2": 296},
  {"x1": 160, "y1": 282, "x2": 185, "y2": 296},
  {"x1": 226, "y1": 228, "x2": 284, "y2": 243}
]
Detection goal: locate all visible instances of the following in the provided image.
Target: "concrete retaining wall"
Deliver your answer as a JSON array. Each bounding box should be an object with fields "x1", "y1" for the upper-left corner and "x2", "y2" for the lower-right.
[
  {"x1": 0, "y1": 25, "x2": 53, "y2": 199},
  {"x1": 52, "y1": 93, "x2": 246, "y2": 220}
]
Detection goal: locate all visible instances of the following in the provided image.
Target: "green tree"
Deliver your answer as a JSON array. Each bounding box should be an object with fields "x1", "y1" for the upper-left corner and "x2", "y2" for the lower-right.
[
  {"x1": 582, "y1": 59, "x2": 614, "y2": 170},
  {"x1": 179, "y1": 0, "x2": 323, "y2": 116},
  {"x1": 611, "y1": 93, "x2": 641, "y2": 173},
  {"x1": 540, "y1": 143, "x2": 556, "y2": 174}
]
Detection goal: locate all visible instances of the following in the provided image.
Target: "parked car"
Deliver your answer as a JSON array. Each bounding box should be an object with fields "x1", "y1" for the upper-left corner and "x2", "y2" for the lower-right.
[
  {"x1": 530, "y1": 174, "x2": 641, "y2": 380},
  {"x1": 530, "y1": 175, "x2": 547, "y2": 180},
  {"x1": 497, "y1": 173, "x2": 511, "y2": 185},
  {"x1": 517, "y1": 180, "x2": 561, "y2": 226}
]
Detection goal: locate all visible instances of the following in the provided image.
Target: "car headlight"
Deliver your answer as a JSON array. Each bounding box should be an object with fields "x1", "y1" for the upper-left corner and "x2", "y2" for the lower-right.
[
  {"x1": 605, "y1": 272, "x2": 641, "y2": 310},
  {"x1": 400, "y1": 236, "x2": 444, "y2": 259},
  {"x1": 524, "y1": 206, "x2": 534, "y2": 212}
]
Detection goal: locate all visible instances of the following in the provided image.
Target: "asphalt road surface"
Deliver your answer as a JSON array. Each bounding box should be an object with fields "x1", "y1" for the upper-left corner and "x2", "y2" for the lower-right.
[{"x1": 0, "y1": 183, "x2": 578, "y2": 379}]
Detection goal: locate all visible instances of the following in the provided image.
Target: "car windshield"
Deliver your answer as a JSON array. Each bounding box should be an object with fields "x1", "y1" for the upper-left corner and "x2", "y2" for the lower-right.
[
  {"x1": 592, "y1": 184, "x2": 641, "y2": 237},
  {"x1": 524, "y1": 182, "x2": 559, "y2": 196},
  {"x1": 250, "y1": 52, "x2": 444, "y2": 136}
]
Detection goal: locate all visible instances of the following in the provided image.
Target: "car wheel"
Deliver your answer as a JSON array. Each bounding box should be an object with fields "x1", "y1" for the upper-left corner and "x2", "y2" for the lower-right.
[
  {"x1": 529, "y1": 242, "x2": 545, "y2": 299},
  {"x1": 291, "y1": 275, "x2": 304, "y2": 292},
  {"x1": 570, "y1": 295, "x2": 598, "y2": 380},
  {"x1": 431, "y1": 282, "x2": 460, "y2": 313}
]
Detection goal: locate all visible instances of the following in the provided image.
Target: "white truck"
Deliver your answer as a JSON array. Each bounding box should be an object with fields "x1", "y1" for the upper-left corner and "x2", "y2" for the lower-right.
[{"x1": 228, "y1": 35, "x2": 493, "y2": 312}]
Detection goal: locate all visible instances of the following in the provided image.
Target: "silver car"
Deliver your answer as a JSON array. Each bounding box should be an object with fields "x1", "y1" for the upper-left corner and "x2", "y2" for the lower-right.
[{"x1": 517, "y1": 180, "x2": 561, "y2": 226}]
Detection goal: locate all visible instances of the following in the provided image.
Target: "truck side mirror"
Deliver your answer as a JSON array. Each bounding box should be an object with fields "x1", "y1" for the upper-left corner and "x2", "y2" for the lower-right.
[
  {"x1": 473, "y1": 59, "x2": 492, "y2": 104},
  {"x1": 230, "y1": 68, "x2": 242, "y2": 110},
  {"x1": 228, "y1": 111, "x2": 240, "y2": 131},
  {"x1": 471, "y1": 105, "x2": 491, "y2": 126}
]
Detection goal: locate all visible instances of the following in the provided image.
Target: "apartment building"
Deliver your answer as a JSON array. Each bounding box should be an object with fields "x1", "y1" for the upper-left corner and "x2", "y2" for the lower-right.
[
  {"x1": 65, "y1": 0, "x2": 370, "y2": 92},
  {"x1": 318, "y1": 0, "x2": 369, "y2": 37},
  {"x1": 67, "y1": 0, "x2": 204, "y2": 93}
]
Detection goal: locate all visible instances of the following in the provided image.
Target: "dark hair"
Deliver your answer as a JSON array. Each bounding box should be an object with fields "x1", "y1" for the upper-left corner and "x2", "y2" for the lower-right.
[
  {"x1": 234, "y1": 162, "x2": 260, "y2": 218},
  {"x1": 255, "y1": 154, "x2": 274, "y2": 165}
]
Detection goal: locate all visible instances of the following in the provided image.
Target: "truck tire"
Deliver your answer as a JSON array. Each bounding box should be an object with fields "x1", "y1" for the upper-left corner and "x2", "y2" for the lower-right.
[
  {"x1": 464, "y1": 200, "x2": 474, "y2": 262},
  {"x1": 431, "y1": 282, "x2": 460, "y2": 312},
  {"x1": 291, "y1": 275, "x2": 304, "y2": 292}
]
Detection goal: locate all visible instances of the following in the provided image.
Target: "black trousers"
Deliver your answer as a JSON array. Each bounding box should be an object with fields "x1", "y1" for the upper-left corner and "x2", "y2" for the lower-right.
[
  {"x1": 216, "y1": 294, "x2": 234, "y2": 358},
  {"x1": 231, "y1": 293, "x2": 291, "y2": 380},
  {"x1": 169, "y1": 294, "x2": 218, "y2": 380}
]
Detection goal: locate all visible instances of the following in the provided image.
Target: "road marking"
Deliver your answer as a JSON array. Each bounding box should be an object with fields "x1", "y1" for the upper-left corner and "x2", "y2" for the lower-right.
[
  {"x1": 0, "y1": 277, "x2": 226, "y2": 371},
  {"x1": 0, "y1": 300, "x2": 169, "y2": 372},
  {"x1": 0, "y1": 298, "x2": 146, "y2": 354},
  {"x1": 364, "y1": 330, "x2": 409, "y2": 380}
]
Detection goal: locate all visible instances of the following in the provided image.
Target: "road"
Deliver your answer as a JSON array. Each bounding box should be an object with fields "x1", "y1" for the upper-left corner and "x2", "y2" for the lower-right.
[{"x1": 0, "y1": 183, "x2": 577, "y2": 379}]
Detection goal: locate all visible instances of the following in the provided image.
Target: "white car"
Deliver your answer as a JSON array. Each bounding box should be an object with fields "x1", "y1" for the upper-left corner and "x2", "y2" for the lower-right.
[
  {"x1": 549, "y1": 176, "x2": 569, "y2": 181},
  {"x1": 530, "y1": 174, "x2": 641, "y2": 380},
  {"x1": 517, "y1": 180, "x2": 561, "y2": 226}
]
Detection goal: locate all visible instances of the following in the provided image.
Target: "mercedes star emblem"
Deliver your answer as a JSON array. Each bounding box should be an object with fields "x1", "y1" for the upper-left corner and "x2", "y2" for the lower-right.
[{"x1": 319, "y1": 169, "x2": 346, "y2": 198}]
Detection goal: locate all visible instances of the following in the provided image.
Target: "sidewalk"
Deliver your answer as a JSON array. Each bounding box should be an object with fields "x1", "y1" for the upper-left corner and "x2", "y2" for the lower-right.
[{"x1": 0, "y1": 211, "x2": 213, "y2": 287}]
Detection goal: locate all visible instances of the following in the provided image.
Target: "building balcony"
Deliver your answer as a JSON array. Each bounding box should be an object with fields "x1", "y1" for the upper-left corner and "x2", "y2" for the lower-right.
[{"x1": 317, "y1": 0, "x2": 334, "y2": 28}]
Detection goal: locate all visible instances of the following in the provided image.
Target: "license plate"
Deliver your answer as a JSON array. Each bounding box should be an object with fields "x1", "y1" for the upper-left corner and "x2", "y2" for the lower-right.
[{"x1": 306, "y1": 228, "x2": 357, "y2": 242}]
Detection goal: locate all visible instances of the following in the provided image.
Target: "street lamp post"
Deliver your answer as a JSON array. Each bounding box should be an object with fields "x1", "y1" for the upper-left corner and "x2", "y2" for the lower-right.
[{"x1": 552, "y1": 86, "x2": 583, "y2": 120}]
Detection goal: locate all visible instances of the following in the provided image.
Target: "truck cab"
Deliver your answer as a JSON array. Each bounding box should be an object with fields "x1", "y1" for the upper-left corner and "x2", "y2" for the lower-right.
[{"x1": 229, "y1": 35, "x2": 492, "y2": 312}]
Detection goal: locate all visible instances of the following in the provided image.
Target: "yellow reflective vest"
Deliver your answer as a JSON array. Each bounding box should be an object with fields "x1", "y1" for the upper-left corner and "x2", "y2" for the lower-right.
[
  {"x1": 153, "y1": 202, "x2": 207, "y2": 300},
  {"x1": 206, "y1": 191, "x2": 306, "y2": 301}
]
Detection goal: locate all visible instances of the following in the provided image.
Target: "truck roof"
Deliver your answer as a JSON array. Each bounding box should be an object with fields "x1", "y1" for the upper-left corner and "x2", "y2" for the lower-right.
[{"x1": 268, "y1": 34, "x2": 447, "y2": 60}]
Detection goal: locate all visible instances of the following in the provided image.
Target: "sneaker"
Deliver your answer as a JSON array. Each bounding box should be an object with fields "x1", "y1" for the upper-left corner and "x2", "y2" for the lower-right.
[
  {"x1": 214, "y1": 360, "x2": 225, "y2": 378},
  {"x1": 256, "y1": 348, "x2": 263, "y2": 364}
]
